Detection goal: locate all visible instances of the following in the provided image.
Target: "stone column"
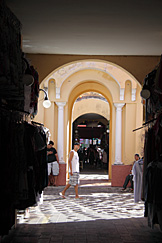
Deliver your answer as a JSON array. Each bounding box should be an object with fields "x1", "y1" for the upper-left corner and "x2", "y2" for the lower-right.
[
  {"x1": 56, "y1": 102, "x2": 66, "y2": 163},
  {"x1": 114, "y1": 103, "x2": 125, "y2": 165}
]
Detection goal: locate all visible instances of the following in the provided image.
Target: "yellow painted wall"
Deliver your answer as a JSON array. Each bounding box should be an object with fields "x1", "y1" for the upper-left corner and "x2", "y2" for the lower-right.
[
  {"x1": 26, "y1": 54, "x2": 160, "y2": 84},
  {"x1": 135, "y1": 84, "x2": 145, "y2": 157},
  {"x1": 34, "y1": 58, "x2": 144, "y2": 180},
  {"x1": 59, "y1": 69, "x2": 119, "y2": 102},
  {"x1": 123, "y1": 103, "x2": 136, "y2": 164},
  {"x1": 73, "y1": 98, "x2": 110, "y2": 122}
]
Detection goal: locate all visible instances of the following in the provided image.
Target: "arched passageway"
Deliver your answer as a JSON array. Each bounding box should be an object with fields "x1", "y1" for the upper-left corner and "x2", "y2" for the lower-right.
[
  {"x1": 73, "y1": 113, "x2": 109, "y2": 174},
  {"x1": 67, "y1": 81, "x2": 113, "y2": 179},
  {"x1": 35, "y1": 59, "x2": 143, "y2": 183},
  {"x1": 72, "y1": 92, "x2": 110, "y2": 176}
]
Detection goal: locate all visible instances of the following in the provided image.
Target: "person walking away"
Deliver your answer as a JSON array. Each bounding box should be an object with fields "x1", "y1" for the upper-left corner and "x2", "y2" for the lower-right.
[
  {"x1": 47, "y1": 141, "x2": 59, "y2": 186},
  {"x1": 121, "y1": 154, "x2": 140, "y2": 192},
  {"x1": 59, "y1": 142, "x2": 82, "y2": 199}
]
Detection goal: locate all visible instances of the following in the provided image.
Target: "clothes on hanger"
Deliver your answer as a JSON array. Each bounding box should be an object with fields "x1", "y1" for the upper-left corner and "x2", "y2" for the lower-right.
[
  {"x1": 0, "y1": 109, "x2": 48, "y2": 236},
  {"x1": 0, "y1": 2, "x2": 42, "y2": 236},
  {"x1": 0, "y1": 1, "x2": 24, "y2": 111},
  {"x1": 145, "y1": 160, "x2": 162, "y2": 230},
  {"x1": 142, "y1": 57, "x2": 162, "y2": 230}
]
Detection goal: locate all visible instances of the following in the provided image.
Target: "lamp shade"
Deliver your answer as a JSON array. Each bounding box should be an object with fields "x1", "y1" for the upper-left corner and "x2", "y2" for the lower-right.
[
  {"x1": 39, "y1": 88, "x2": 51, "y2": 108},
  {"x1": 22, "y1": 74, "x2": 34, "y2": 86},
  {"x1": 140, "y1": 83, "x2": 151, "y2": 99},
  {"x1": 43, "y1": 99, "x2": 51, "y2": 108},
  {"x1": 140, "y1": 88, "x2": 151, "y2": 99}
]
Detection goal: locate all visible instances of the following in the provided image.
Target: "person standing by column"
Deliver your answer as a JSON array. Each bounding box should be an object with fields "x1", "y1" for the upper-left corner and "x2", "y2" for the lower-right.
[
  {"x1": 132, "y1": 156, "x2": 144, "y2": 203},
  {"x1": 121, "y1": 154, "x2": 140, "y2": 192},
  {"x1": 47, "y1": 141, "x2": 59, "y2": 186},
  {"x1": 59, "y1": 142, "x2": 82, "y2": 199}
]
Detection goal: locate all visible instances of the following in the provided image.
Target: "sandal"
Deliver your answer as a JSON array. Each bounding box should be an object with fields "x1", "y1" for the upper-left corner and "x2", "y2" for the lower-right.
[{"x1": 59, "y1": 192, "x2": 66, "y2": 199}]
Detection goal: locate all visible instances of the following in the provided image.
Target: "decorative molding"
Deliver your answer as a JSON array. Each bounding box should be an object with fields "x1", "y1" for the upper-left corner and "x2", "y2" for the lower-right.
[
  {"x1": 56, "y1": 102, "x2": 66, "y2": 107},
  {"x1": 132, "y1": 88, "x2": 137, "y2": 101},
  {"x1": 56, "y1": 87, "x2": 60, "y2": 99},
  {"x1": 42, "y1": 61, "x2": 139, "y2": 90},
  {"x1": 41, "y1": 61, "x2": 139, "y2": 103},
  {"x1": 114, "y1": 103, "x2": 125, "y2": 110},
  {"x1": 120, "y1": 88, "x2": 125, "y2": 101}
]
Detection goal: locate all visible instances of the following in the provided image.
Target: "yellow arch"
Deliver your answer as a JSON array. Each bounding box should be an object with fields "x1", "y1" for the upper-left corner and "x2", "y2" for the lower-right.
[
  {"x1": 72, "y1": 98, "x2": 110, "y2": 122},
  {"x1": 36, "y1": 58, "x2": 143, "y2": 184},
  {"x1": 42, "y1": 59, "x2": 141, "y2": 90},
  {"x1": 67, "y1": 80, "x2": 113, "y2": 179}
]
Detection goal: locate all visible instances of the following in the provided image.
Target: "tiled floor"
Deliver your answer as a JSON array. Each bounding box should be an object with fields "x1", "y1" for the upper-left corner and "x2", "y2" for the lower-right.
[{"x1": 1, "y1": 173, "x2": 162, "y2": 243}]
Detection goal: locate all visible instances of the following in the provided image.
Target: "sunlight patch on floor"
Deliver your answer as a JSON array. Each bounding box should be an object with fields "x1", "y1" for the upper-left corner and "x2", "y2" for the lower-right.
[
  {"x1": 19, "y1": 187, "x2": 144, "y2": 225},
  {"x1": 80, "y1": 174, "x2": 109, "y2": 180}
]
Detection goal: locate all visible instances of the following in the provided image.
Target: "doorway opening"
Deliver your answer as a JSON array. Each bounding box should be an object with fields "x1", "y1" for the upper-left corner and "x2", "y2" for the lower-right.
[{"x1": 72, "y1": 92, "x2": 110, "y2": 181}]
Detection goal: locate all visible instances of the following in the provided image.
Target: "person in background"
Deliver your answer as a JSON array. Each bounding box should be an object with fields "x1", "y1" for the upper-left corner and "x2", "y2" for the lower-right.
[
  {"x1": 77, "y1": 146, "x2": 84, "y2": 171},
  {"x1": 83, "y1": 147, "x2": 87, "y2": 164},
  {"x1": 47, "y1": 141, "x2": 59, "y2": 186},
  {"x1": 121, "y1": 154, "x2": 140, "y2": 192},
  {"x1": 132, "y1": 156, "x2": 144, "y2": 202},
  {"x1": 102, "y1": 148, "x2": 107, "y2": 169},
  {"x1": 95, "y1": 147, "x2": 100, "y2": 168},
  {"x1": 59, "y1": 142, "x2": 82, "y2": 199},
  {"x1": 88, "y1": 145, "x2": 96, "y2": 166}
]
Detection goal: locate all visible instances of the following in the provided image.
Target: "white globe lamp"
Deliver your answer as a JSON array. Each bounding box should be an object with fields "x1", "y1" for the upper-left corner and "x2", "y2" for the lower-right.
[
  {"x1": 43, "y1": 97, "x2": 51, "y2": 108},
  {"x1": 39, "y1": 88, "x2": 51, "y2": 109}
]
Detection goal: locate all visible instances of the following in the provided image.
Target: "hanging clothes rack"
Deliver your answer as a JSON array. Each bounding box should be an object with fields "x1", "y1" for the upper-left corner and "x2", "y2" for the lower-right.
[
  {"x1": 141, "y1": 55, "x2": 162, "y2": 231},
  {"x1": 31, "y1": 121, "x2": 44, "y2": 126},
  {"x1": 0, "y1": 105, "x2": 30, "y2": 115},
  {"x1": 132, "y1": 118, "x2": 157, "y2": 132}
]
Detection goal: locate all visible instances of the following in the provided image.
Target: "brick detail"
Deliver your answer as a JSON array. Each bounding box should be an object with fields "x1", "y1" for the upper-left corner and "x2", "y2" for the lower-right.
[
  {"x1": 111, "y1": 165, "x2": 132, "y2": 187},
  {"x1": 57, "y1": 164, "x2": 66, "y2": 186}
]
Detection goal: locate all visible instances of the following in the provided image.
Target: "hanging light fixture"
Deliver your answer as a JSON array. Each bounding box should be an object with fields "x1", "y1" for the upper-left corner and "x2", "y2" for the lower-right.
[
  {"x1": 140, "y1": 84, "x2": 151, "y2": 99},
  {"x1": 39, "y1": 88, "x2": 51, "y2": 108}
]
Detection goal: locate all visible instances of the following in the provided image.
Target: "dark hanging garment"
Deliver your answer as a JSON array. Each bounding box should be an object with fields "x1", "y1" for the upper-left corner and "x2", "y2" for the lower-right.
[
  {"x1": 155, "y1": 55, "x2": 162, "y2": 95},
  {"x1": 145, "y1": 161, "x2": 162, "y2": 230},
  {"x1": 0, "y1": 111, "x2": 48, "y2": 235}
]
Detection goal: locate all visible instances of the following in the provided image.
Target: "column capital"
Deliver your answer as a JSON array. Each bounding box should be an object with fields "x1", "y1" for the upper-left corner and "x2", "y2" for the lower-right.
[
  {"x1": 56, "y1": 102, "x2": 66, "y2": 107},
  {"x1": 114, "y1": 103, "x2": 125, "y2": 109}
]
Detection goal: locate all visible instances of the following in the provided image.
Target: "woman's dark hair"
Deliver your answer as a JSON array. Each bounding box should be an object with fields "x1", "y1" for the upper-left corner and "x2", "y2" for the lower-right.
[{"x1": 49, "y1": 141, "x2": 54, "y2": 146}]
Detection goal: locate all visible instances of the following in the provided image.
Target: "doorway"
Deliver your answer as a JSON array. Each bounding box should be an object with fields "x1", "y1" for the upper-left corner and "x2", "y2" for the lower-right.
[{"x1": 72, "y1": 92, "x2": 110, "y2": 181}]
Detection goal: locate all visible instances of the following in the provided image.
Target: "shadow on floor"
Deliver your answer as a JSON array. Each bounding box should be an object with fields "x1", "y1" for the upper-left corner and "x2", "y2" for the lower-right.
[
  {"x1": 80, "y1": 163, "x2": 108, "y2": 175},
  {"x1": 1, "y1": 218, "x2": 162, "y2": 243}
]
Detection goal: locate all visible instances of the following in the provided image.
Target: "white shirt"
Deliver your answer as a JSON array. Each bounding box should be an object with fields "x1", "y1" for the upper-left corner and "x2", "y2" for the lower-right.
[{"x1": 69, "y1": 150, "x2": 79, "y2": 173}]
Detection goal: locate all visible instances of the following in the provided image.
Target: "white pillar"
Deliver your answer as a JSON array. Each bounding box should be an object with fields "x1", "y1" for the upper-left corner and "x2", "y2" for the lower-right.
[
  {"x1": 114, "y1": 103, "x2": 125, "y2": 165},
  {"x1": 56, "y1": 102, "x2": 66, "y2": 163}
]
